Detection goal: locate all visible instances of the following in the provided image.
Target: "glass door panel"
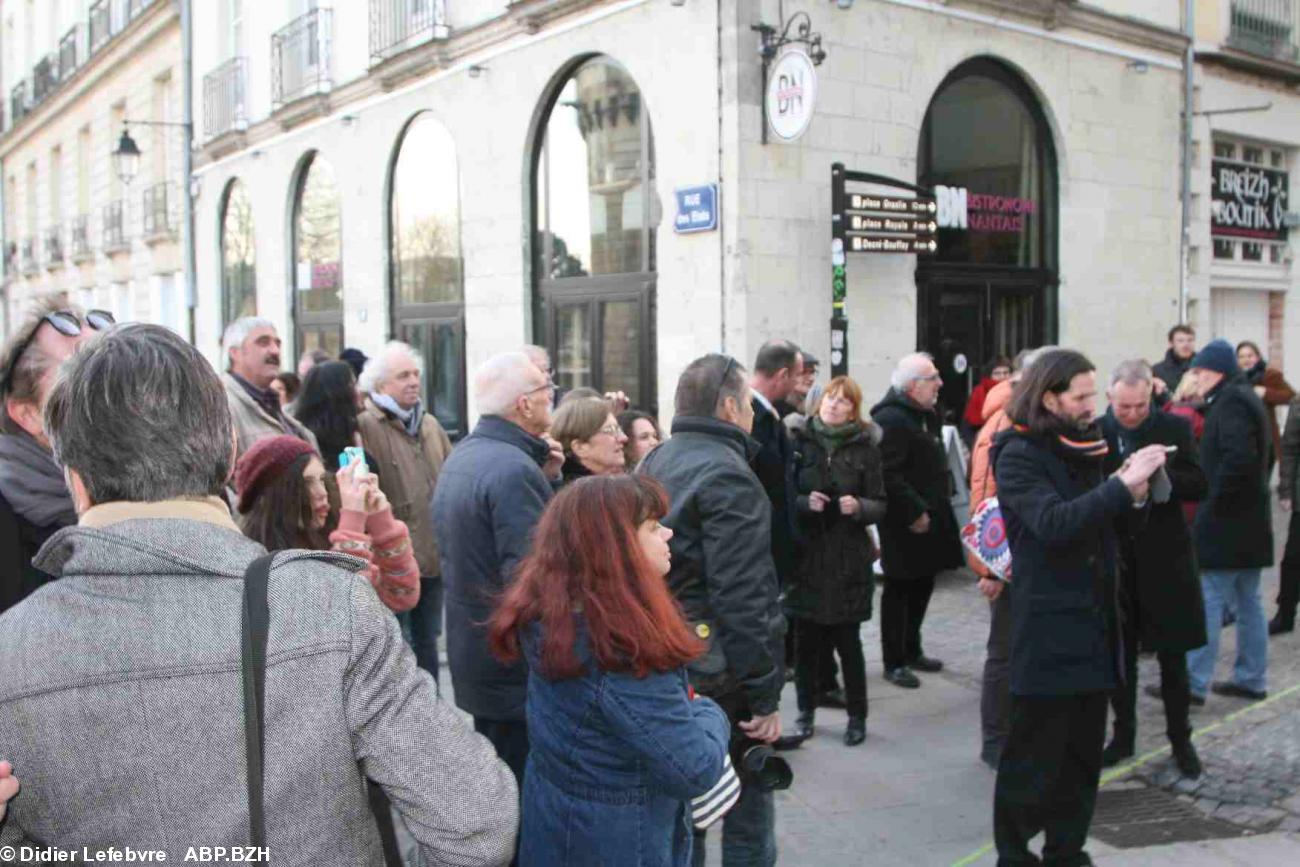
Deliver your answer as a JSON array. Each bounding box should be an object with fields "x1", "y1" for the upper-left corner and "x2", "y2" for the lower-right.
[{"x1": 600, "y1": 299, "x2": 641, "y2": 409}]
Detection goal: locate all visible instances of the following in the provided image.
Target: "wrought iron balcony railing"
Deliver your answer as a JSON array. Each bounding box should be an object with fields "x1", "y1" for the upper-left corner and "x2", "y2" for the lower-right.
[
  {"x1": 44, "y1": 225, "x2": 65, "y2": 267},
  {"x1": 90, "y1": 0, "x2": 126, "y2": 55},
  {"x1": 204, "y1": 57, "x2": 249, "y2": 139},
  {"x1": 9, "y1": 80, "x2": 30, "y2": 127},
  {"x1": 20, "y1": 238, "x2": 38, "y2": 275},
  {"x1": 272, "y1": 8, "x2": 333, "y2": 109},
  {"x1": 142, "y1": 181, "x2": 177, "y2": 240},
  {"x1": 59, "y1": 25, "x2": 87, "y2": 80},
  {"x1": 1229, "y1": 0, "x2": 1300, "y2": 62},
  {"x1": 71, "y1": 214, "x2": 93, "y2": 262},
  {"x1": 32, "y1": 54, "x2": 60, "y2": 105},
  {"x1": 103, "y1": 199, "x2": 128, "y2": 252},
  {"x1": 369, "y1": 0, "x2": 449, "y2": 66}
]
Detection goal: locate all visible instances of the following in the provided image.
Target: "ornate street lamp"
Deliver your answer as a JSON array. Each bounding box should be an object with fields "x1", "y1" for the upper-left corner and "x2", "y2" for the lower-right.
[{"x1": 112, "y1": 127, "x2": 142, "y2": 186}]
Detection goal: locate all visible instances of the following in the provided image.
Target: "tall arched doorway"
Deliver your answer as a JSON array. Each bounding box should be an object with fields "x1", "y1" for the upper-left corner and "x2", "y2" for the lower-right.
[
  {"x1": 290, "y1": 151, "x2": 343, "y2": 357},
  {"x1": 388, "y1": 112, "x2": 466, "y2": 437},
  {"x1": 917, "y1": 58, "x2": 1058, "y2": 422},
  {"x1": 530, "y1": 56, "x2": 657, "y2": 412}
]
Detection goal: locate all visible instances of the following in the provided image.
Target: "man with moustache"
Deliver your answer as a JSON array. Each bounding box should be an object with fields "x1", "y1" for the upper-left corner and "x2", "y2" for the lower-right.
[
  {"x1": 221, "y1": 317, "x2": 317, "y2": 457},
  {"x1": 992, "y1": 349, "x2": 1167, "y2": 865}
]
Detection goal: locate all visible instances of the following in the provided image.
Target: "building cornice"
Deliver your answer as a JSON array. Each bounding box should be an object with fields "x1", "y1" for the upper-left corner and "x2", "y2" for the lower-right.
[
  {"x1": 1194, "y1": 47, "x2": 1300, "y2": 87},
  {"x1": 0, "y1": 2, "x2": 179, "y2": 159}
]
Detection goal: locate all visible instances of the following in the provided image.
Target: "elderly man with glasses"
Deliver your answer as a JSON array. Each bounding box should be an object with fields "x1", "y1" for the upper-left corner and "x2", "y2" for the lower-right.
[
  {"x1": 0, "y1": 298, "x2": 113, "y2": 614},
  {"x1": 870, "y1": 352, "x2": 965, "y2": 689},
  {"x1": 431, "y1": 352, "x2": 564, "y2": 799}
]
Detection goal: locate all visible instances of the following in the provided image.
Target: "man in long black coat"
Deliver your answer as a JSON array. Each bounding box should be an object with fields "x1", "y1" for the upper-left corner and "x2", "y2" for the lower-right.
[
  {"x1": 1100, "y1": 360, "x2": 1207, "y2": 779},
  {"x1": 992, "y1": 349, "x2": 1167, "y2": 866},
  {"x1": 871, "y1": 352, "x2": 964, "y2": 688}
]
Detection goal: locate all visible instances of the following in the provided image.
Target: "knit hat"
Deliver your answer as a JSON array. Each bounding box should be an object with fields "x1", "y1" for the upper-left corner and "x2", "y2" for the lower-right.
[
  {"x1": 339, "y1": 347, "x2": 368, "y2": 378},
  {"x1": 1189, "y1": 339, "x2": 1236, "y2": 376},
  {"x1": 234, "y1": 435, "x2": 316, "y2": 513}
]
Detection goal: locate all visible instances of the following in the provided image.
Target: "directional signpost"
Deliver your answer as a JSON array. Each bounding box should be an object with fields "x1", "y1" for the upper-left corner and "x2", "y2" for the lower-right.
[{"x1": 830, "y1": 163, "x2": 937, "y2": 376}]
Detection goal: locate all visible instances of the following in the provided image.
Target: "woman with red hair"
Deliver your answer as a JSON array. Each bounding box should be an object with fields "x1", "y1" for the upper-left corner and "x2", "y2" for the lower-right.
[{"x1": 489, "y1": 475, "x2": 732, "y2": 866}]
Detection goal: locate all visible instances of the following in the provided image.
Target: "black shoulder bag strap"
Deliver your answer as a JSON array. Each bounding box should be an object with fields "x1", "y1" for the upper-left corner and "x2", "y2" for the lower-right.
[{"x1": 241, "y1": 553, "x2": 274, "y2": 847}]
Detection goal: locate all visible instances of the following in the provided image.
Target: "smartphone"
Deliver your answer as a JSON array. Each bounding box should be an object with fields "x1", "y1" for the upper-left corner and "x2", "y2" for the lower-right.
[{"x1": 339, "y1": 446, "x2": 367, "y2": 475}]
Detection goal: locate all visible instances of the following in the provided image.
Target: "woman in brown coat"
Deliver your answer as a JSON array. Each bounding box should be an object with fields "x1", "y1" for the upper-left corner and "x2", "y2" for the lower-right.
[{"x1": 1237, "y1": 341, "x2": 1295, "y2": 468}]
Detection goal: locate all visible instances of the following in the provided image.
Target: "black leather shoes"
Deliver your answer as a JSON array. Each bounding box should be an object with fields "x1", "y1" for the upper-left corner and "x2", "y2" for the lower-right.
[
  {"x1": 1211, "y1": 681, "x2": 1267, "y2": 701},
  {"x1": 1171, "y1": 739, "x2": 1202, "y2": 779},
  {"x1": 1101, "y1": 738, "x2": 1135, "y2": 768},
  {"x1": 844, "y1": 717, "x2": 866, "y2": 747},
  {"x1": 884, "y1": 667, "x2": 921, "y2": 688},
  {"x1": 773, "y1": 711, "x2": 815, "y2": 751},
  {"x1": 1270, "y1": 616, "x2": 1295, "y2": 636},
  {"x1": 908, "y1": 655, "x2": 944, "y2": 673}
]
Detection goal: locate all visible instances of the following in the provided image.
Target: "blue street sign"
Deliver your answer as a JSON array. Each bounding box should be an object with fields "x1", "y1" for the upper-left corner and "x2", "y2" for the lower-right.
[{"x1": 674, "y1": 184, "x2": 719, "y2": 234}]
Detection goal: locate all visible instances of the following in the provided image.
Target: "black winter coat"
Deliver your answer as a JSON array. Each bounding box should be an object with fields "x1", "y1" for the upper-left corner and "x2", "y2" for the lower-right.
[
  {"x1": 639, "y1": 416, "x2": 785, "y2": 716},
  {"x1": 431, "y1": 415, "x2": 554, "y2": 721},
  {"x1": 1152, "y1": 348, "x2": 1191, "y2": 397},
  {"x1": 0, "y1": 488, "x2": 60, "y2": 615},
  {"x1": 750, "y1": 397, "x2": 799, "y2": 582},
  {"x1": 1101, "y1": 410, "x2": 1208, "y2": 653},
  {"x1": 870, "y1": 389, "x2": 964, "y2": 581},
  {"x1": 1194, "y1": 371, "x2": 1274, "y2": 570},
  {"x1": 993, "y1": 430, "x2": 1131, "y2": 696},
  {"x1": 784, "y1": 421, "x2": 887, "y2": 625}
]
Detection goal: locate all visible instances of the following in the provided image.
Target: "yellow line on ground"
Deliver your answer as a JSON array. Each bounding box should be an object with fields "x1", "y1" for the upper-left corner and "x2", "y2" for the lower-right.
[{"x1": 949, "y1": 680, "x2": 1300, "y2": 867}]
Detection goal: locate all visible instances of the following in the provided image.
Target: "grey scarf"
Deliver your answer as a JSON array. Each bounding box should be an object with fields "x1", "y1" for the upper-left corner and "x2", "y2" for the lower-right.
[
  {"x1": 371, "y1": 392, "x2": 423, "y2": 438},
  {"x1": 0, "y1": 431, "x2": 78, "y2": 528}
]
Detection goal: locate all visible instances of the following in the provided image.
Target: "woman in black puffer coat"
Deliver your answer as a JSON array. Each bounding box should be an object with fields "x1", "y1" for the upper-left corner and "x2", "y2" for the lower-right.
[{"x1": 785, "y1": 375, "x2": 887, "y2": 747}]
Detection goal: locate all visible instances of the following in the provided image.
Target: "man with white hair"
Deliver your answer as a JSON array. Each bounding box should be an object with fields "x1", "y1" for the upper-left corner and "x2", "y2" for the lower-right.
[
  {"x1": 221, "y1": 317, "x2": 316, "y2": 457},
  {"x1": 358, "y1": 342, "x2": 454, "y2": 683},
  {"x1": 871, "y1": 352, "x2": 965, "y2": 689},
  {"x1": 431, "y1": 352, "x2": 564, "y2": 791}
]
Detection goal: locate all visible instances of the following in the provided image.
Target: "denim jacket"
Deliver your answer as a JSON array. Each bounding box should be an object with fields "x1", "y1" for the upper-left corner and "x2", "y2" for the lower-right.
[{"x1": 519, "y1": 622, "x2": 731, "y2": 867}]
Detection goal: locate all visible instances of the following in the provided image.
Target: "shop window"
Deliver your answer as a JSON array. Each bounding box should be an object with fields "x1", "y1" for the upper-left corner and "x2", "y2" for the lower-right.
[
  {"x1": 388, "y1": 112, "x2": 466, "y2": 436},
  {"x1": 220, "y1": 179, "x2": 256, "y2": 327},
  {"x1": 290, "y1": 151, "x2": 342, "y2": 356},
  {"x1": 1242, "y1": 145, "x2": 1264, "y2": 165},
  {"x1": 531, "y1": 56, "x2": 656, "y2": 412},
  {"x1": 1214, "y1": 141, "x2": 1235, "y2": 160},
  {"x1": 1243, "y1": 242, "x2": 1264, "y2": 262},
  {"x1": 1213, "y1": 239, "x2": 1236, "y2": 260}
]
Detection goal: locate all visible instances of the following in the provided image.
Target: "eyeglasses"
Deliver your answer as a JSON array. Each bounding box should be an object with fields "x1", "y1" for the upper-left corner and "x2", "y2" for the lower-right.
[
  {"x1": 525, "y1": 379, "x2": 556, "y2": 396},
  {"x1": 596, "y1": 423, "x2": 622, "y2": 437},
  {"x1": 0, "y1": 309, "x2": 116, "y2": 398},
  {"x1": 711, "y1": 356, "x2": 739, "y2": 411}
]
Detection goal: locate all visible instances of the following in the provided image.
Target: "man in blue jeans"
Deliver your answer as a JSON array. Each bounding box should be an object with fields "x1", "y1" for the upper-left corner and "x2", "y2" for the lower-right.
[{"x1": 1184, "y1": 340, "x2": 1272, "y2": 702}]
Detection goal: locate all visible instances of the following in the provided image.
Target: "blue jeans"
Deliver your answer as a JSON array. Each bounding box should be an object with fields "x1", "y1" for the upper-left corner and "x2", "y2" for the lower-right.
[
  {"x1": 690, "y1": 690, "x2": 777, "y2": 867},
  {"x1": 1186, "y1": 569, "x2": 1268, "y2": 697},
  {"x1": 398, "y1": 575, "x2": 443, "y2": 688}
]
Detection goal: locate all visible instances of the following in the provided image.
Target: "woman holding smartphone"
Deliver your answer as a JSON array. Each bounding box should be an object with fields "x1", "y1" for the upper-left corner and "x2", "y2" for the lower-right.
[
  {"x1": 489, "y1": 475, "x2": 733, "y2": 867},
  {"x1": 233, "y1": 435, "x2": 419, "y2": 613}
]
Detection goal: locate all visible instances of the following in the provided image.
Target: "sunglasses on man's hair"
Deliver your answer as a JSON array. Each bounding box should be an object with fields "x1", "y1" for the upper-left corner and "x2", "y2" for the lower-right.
[{"x1": 0, "y1": 309, "x2": 116, "y2": 397}]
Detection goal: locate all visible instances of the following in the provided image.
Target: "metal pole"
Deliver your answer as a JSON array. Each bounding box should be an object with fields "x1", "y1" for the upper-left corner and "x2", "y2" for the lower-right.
[
  {"x1": 1179, "y1": 0, "x2": 1193, "y2": 324},
  {"x1": 180, "y1": 0, "x2": 197, "y2": 345}
]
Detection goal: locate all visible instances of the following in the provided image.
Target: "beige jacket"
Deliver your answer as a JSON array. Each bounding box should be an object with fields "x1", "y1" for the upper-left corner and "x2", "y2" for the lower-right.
[
  {"x1": 357, "y1": 397, "x2": 453, "y2": 576},
  {"x1": 222, "y1": 371, "x2": 319, "y2": 458}
]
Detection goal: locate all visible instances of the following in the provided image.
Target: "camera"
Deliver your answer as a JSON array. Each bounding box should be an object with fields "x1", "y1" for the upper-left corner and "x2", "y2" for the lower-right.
[{"x1": 731, "y1": 734, "x2": 793, "y2": 791}]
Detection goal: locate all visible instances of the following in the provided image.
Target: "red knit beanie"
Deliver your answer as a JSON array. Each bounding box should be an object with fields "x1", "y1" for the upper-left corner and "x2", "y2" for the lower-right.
[{"x1": 234, "y1": 435, "x2": 317, "y2": 514}]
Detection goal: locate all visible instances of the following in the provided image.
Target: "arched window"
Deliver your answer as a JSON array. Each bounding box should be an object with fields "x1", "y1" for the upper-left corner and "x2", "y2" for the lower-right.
[
  {"x1": 220, "y1": 179, "x2": 256, "y2": 327},
  {"x1": 291, "y1": 151, "x2": 343, "y2": 356},
  {"x1": 916, "y1": 58, "x2": 1058, "y2": 421},
  {"x1": 532, "y1": 56, "x2": 656, "y2": 412},
  {"x1": 388, "y1": 112, "x2": 466, "y2": 436}
]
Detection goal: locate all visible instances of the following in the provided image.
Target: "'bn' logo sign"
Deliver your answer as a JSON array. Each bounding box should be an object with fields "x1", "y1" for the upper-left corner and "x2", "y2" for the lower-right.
[{"x1": 766, "y1": 50, "x2": 817, "y2": 142}]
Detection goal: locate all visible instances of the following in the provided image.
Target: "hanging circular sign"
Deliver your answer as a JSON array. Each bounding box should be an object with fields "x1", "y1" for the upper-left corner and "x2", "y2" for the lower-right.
[
  {"x1": 766, "y1": 50, "x2": 818, "y2": 142},
  {"x1": 953, "y1": 353, "x2": 969, "y2": 375}
]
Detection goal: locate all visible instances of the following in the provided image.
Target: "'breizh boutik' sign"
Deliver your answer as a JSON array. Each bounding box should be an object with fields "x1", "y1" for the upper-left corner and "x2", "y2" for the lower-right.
[{"x1": 1211, "y1": 160, "x2": 1289, "y2": 243}]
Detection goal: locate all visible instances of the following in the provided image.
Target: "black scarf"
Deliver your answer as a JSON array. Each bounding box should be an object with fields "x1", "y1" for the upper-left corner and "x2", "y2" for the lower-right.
[
  {"x1": 0, "y1": 431, "x2": 78, "y2": 528},
  {"x1": 1245, "y1": 359, "x2": 1267, "y2": 385},
  {"x1": 1112, "y1": 409, "x2": 1156, "y2": 458},
  {"x1": 1016, "y1": 421, "x2": 1110, "y2": 464}
]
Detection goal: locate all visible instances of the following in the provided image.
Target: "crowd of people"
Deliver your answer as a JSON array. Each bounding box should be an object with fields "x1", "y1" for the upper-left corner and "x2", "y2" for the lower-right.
[{"x1": 0, "y1": 299, "x2": 1295, "y2": 866}]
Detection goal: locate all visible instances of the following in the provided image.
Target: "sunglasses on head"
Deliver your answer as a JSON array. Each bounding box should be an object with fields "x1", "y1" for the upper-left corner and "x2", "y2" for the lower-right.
[{"x1": 0, "y1": 309, "x2": 116, "y2": 398}]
